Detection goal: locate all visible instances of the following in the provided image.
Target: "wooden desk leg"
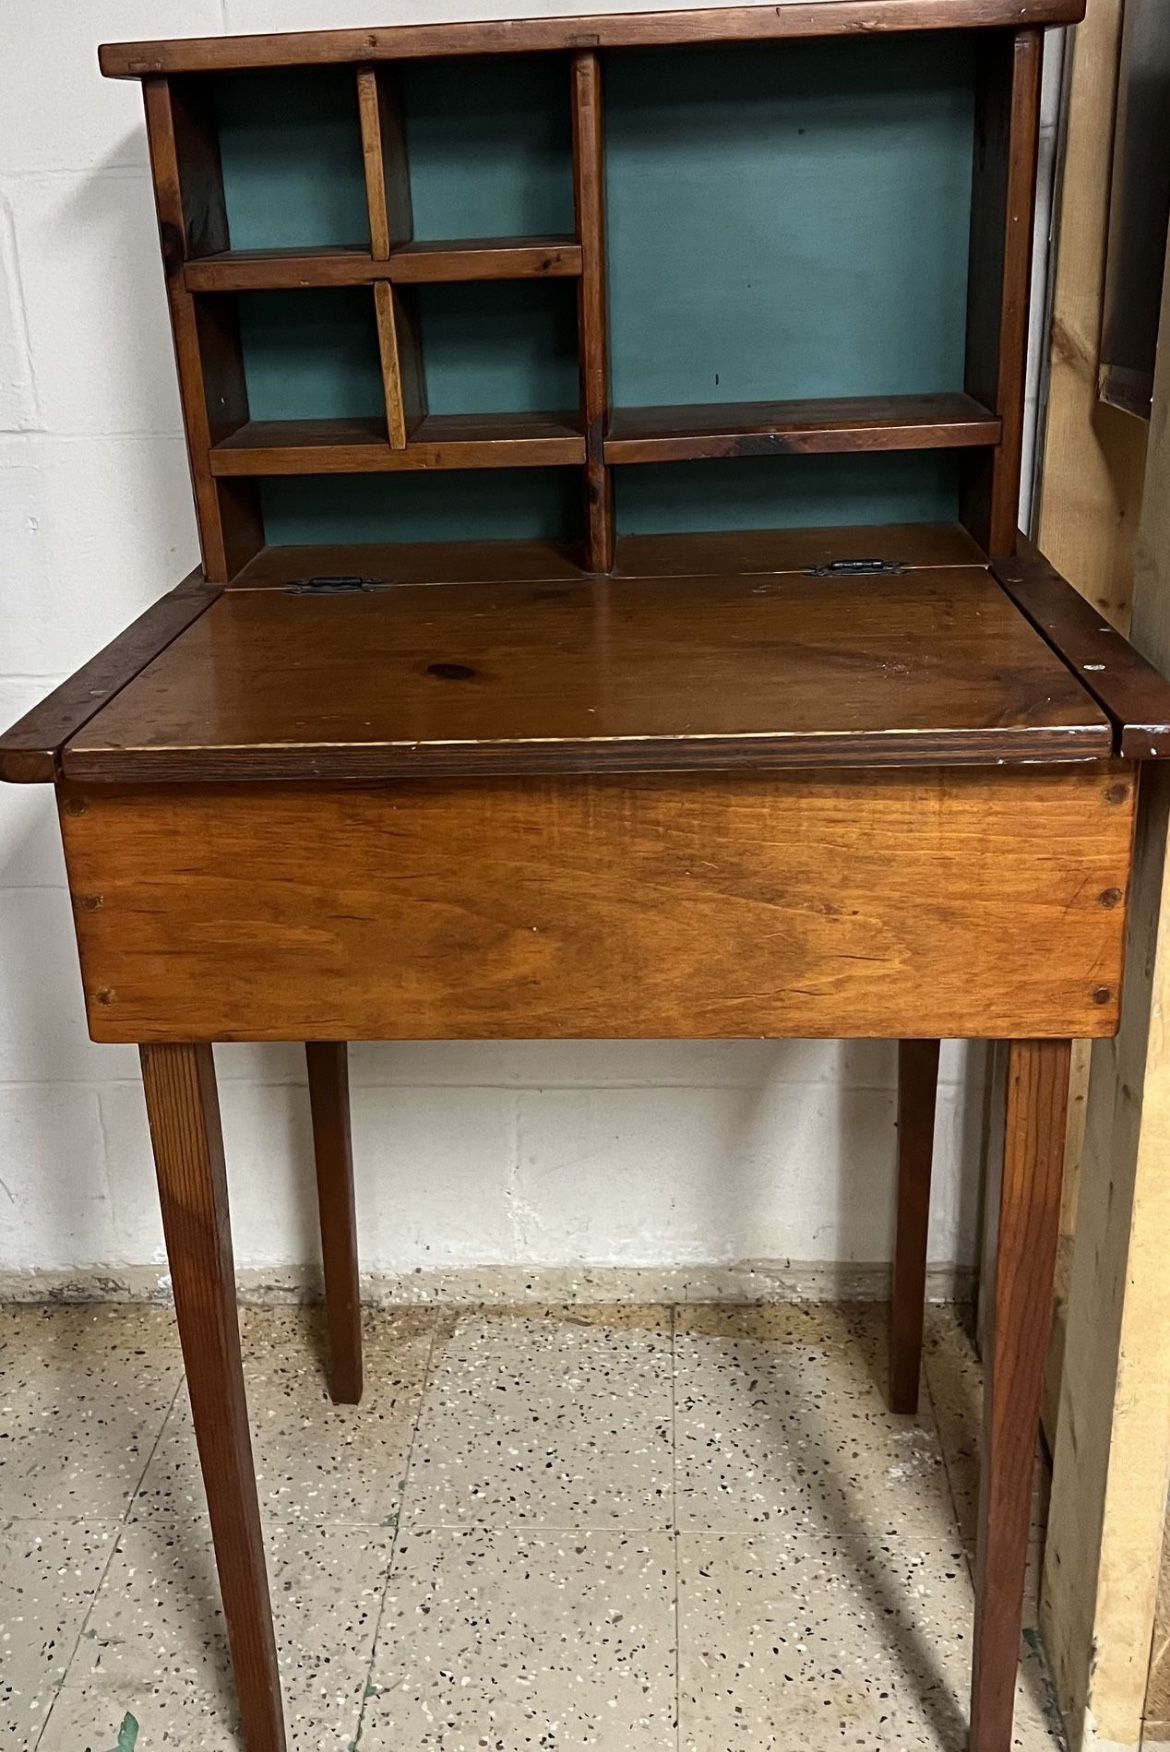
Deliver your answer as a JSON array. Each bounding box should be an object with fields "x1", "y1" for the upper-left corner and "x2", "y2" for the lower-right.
[
  {"x1": 970, "y1": 1037, "x2": 1070, "y2": 1752},
  {"x1": 140, "y1": 1043, "x2": 286, "y2": 1752},
  {"x1": 305, "y1": 1042, "x2": 363, "y2": 1404},
  {"x1": 889, "y1": 1038, "x2": 941, "y2": 1414}
]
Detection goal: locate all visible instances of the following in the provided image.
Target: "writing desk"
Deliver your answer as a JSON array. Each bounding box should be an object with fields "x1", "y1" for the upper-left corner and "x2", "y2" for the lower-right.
[{"x1": 6, "y1": 3, "x2": 1170, "y2": 1748}]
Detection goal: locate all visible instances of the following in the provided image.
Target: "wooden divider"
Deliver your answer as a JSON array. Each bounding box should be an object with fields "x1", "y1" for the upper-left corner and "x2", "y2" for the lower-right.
[
  {"x1": 359, "y1": 66, "x2": 425, "y2": 447},
  {"x1": 571, "y1": 51, "x2": 613, "y2": 574}
]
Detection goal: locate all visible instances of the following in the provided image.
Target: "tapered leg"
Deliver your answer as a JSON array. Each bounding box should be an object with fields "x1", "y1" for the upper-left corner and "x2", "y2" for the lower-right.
[
  {"x1": 305, "y1": 1042, "x2": 362, "y2": 1404},
  {"x1": 140, "y1": 1043, "x2": 286, "y2": 1752},
  {"x1": 889, "y1": 1038, "x2": 941, "y2": 1413},
  {"x1": 970, "y1": 1038, "x2": 1070, "y2": 1752}
]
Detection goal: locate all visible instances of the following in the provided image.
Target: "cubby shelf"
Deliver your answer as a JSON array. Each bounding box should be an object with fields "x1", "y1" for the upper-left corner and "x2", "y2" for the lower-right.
[
  {"x1": 209, "y1": 412, "x2": 586, "y2": 475},
  {"x1": 184, "y1": 236, "x2": 583, "y2": 292},
  {"x1": 604, "y1": 395, "x2": 1001, "y2": 465}
]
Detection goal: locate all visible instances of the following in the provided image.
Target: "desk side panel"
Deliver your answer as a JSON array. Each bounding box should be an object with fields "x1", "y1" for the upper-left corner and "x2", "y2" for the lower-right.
[{"x1": 59, "y1": 766, "x2": 1133, "y2": 1043}]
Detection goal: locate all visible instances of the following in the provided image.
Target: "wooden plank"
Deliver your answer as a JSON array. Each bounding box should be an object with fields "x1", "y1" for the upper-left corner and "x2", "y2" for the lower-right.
[
  {"x1": 60, "y1": 763, "x2": 1131, "y2": 1044},
  {"x1": 963, "y1": 29, "x2": 1045, "y2": 554},
  {"x1": 889, "y1": 1039, "x2": 941, "y2": 1415},
  {"x1": 373, "y1": 282, "x2": 423, "y2": 450},
  {"x1": 184, "y1": 248, "x2": 379, "y2": 292},
  {"x1": 1041, "y1": 230, "x2": 1170, "y2": 1752},
  {"x1": 571, "y1": 50, "x2": 613, "y2": 574},
  {"x1": 389, "y1": 237, "x2": 582, "y2": 282},
  {"x1": 304, "y1": 1043, "x2": 362, "y2": 1407},
  {"x1": 142, "y1": 78, "x2": 262, "y2": 583},
  {"x1": 971, "y1": 1037, "x2": 1070, "y2": 1752},
  {"x1": 0, "y1": 574, "x2": 219, "y2": 784},
  {"x1": 100, "y1": 1, "x2": 1088, "y2": 79},
  {"x1": 209, "y1": 410, "x2": 584, "y2": 474},
  {"x1": 1034, "y1": 0, "x2": 1148, "y2": 629},
  {"x1": 357, "y1": 66, "x2": 412, "y2": 261},
  {"x1": 139, "y1": 1042, "x2": 285, "y2": 1752},
  {"x1": 605, "y1": 394, "x2": 1002, "y2": 463},
  {"x1": 225, "y1": 524, "x2": 983, "y2": 591},
  {"x1": 60, "y1": 568, "x2": 1113, "y2": 783},
  {"x1": 993, "y1": 550, "x2": 1170, "y2": 757}
]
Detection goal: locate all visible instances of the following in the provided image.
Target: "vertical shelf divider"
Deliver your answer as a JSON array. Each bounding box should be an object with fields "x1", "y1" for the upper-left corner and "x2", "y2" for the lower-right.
[
  {"x1": 359, "y1": 66, "x2": 425, "y2": 448},
  {"x1": 142, "y1": 76, "x2": 263, "y2": 583},
  {"x1": 961, "y1": 26, "x2": 1044, "y2": 555},
  {"x1": 571, "y1": 50, "x2": 614, "y2": 574}
]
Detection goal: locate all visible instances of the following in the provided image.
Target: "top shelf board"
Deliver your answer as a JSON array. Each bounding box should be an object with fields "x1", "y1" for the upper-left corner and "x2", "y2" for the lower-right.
[{"x1": 100, "y1": 0, "x2": 1087, "y2": 77}]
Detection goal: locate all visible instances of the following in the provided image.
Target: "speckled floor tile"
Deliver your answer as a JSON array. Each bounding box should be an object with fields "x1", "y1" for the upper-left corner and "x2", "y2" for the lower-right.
[
  {"x1": 241, "y1": 1302, "x2": 438, "y2": 1362},
  {"x1": 36, "y1": 1518, "x2": 393, "y2": 1752},
  {"x1": 362, "y1": 1528, "x2": 676, "y2": 1750},
  {"x1": 0, "y1": 1518, "x2": 117, "y2": 1752},
  {"x1": 678, "y1": 1530, "x2": 1064, "y2": 1751},
  {"x1": 676, "y1": 1306, "x2": 957, "y2": 1542},
  {"x1": 0, "y1": 1320, "x2": 182, "y2": 1519},
  {"x1": 404, "y1": 1311, "x2": 673, "y2": 1529},
  {"x1": 131, "y1": 1328, "x2": 431, "y2": 1527},
  {"x1": 0, "y1": 1304, "x2": 179, "y2": 1356}
]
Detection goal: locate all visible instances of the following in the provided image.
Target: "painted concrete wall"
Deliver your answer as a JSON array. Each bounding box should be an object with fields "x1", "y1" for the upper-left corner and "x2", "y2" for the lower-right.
[{"x1": 0, "y1": 0, "x2": 1047, "y2": 1295}]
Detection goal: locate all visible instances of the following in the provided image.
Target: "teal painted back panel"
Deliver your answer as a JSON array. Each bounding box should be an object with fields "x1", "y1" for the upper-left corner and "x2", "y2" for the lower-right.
[
  {"x1": 261, "y1": 470, "x2": 581, "y2": 546},
  {"x1": 615, "y1": 453, "x2": 961, "y2": 533},
  {"x1": 237, "y1": 290, "x2": 385, "y2": 422},
  {"x1": 417, "y1": 281, "x2": 580, "y2": 415},
  {"x1": 215, "y1": 69, "x2": 369, "y2": 250},
  {"x1": 606, "y1": 35, "x2": 976, "y2": 406},
  {"x1": 400, "y1": 55, "x2": 575, "y2": 241}
]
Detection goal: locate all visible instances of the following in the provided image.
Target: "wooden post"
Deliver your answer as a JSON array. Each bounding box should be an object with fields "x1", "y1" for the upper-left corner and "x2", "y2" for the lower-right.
[
  {"x1": 140, "y1": 1044, "x2": 286, "y2": 1752},
  {"x1": 1040, "y1": 232, "x2": 1170, "y2": 1752},
  {"x1": 889, "y1": 1038, "x2": 941, "y2": 1415},
  {"x1": 305, "y1": 1042, "x2": 363, "y2": 1405}
]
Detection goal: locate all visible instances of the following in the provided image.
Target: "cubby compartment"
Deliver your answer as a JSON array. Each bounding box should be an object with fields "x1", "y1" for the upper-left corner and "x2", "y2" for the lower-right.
[
  {"x1": 398, "y1": 54, "x2": 575, "y2": 244},
  {"x1": 605, "y1": 34, "x2": 978, "y2": 425},
  {"x1": 413, "y1": 279, "x2": 580, "y2": 418},
  {"x1": 233, "y1": 289, "x2": 385, "y2": 424},
  {"x1": 257, "y1": 469, "x2": 583, "y2": 549},
  {"x1": 211, "y1": 68, "x2": 370, "y2": 252},
  {"x1": 614, "y1": 451, "x2": 963, "y2": 535}
]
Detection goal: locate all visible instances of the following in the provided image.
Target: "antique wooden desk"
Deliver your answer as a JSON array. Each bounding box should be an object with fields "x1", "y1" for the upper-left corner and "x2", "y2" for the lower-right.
[{"x1": 6, "y1": 2, "x2": 1170, "y2": 1747}]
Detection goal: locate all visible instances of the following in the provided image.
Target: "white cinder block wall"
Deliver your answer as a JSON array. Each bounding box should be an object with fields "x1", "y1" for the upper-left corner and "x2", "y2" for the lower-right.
[{"x1": 0, "y1": 1, "x2": 1056, "y2": 1299}]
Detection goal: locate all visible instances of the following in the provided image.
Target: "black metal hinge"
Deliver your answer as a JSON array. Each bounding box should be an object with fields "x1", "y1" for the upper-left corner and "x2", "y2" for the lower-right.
[
  {"x1": 286, "y1": 575, "x2": 385, "y2": 595},
  {"x1": 805, "y1": 558, "x2": 906, "y2": 578}
]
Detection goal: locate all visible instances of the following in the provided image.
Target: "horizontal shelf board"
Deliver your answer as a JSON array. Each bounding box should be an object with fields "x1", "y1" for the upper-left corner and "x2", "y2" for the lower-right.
[
  {"x1": 389, "y1": 237, "x2": 582, "y2": 282},
  {"x1": 210, "y1": 413, "x2": 586, "y2": 475},
  {"x1": 604, "y1": 395, "x2": 1001, "y2": 464},
  {"x1": 101, "y1": 2, "x2": 1087, "y2": 78},
  {"x1": 184, "y1": 237, "x2": 582, "y2": 292},
  {"x1": 232, "y1": 538, "x2": 590, "y2": 589},
  {"x1": 185, "y1": 247, "x2": 378, "y2": 291},
  {"x1": 64, "y1": 567, "x2": 1111, "y2": 785}
]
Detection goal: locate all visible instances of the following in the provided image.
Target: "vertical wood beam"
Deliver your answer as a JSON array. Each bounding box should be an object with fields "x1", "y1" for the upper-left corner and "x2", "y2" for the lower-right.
[
  {"x1": 972, "y1": 1038, "x2": 1070, "y2": 1752},
  {"x1": 305, "y1": 1042, "x2": 362, "y2": 1406},
  {"x1": 359, "y1": 67, "x2": 424, "y2": 448},
  {"x1": 571, "y1": 50, "x2": 614, "y2": 574},
  {"x1": 889, "y1": 1039, "x2": 941, "y2": 1415},
  {"x1": 963, "y1": 28, "x2": 1044, "y2": 556},
  {"x1": 141, "y1": 78, "x2": 262, "y2": 583},
  {"x1": 1042, "y1": 235, "x2": 1170, "y2": 1752},
  {"x1": 140, "y1": 1043, "x2": 285, "y2": 1752}
]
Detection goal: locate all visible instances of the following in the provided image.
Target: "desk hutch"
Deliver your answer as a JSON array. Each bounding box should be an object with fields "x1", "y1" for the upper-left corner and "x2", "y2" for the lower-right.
[{"x1": 5, "y1": 3, "x2": 1170, "y2": 1748}]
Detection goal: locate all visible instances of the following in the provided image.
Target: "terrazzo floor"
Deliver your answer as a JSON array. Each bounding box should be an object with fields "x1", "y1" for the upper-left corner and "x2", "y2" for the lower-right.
[{"x1": 0, "y1": 1300, "x2": 1065, "y2": 1751}]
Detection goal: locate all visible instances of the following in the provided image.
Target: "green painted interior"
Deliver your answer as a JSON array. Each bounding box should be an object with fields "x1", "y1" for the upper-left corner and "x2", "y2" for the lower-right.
[
  {"x1": 399, "y1": 55, "x2": 575, "y2": 241},
  {"x1": 261, "y1": 471, "x2": 582, "y2": 546},
  {"x1": 215, "y1": 69, "x2": 370, "y2": 250},
  {"x1": 415, "y1": 282, "x2": 580, "y2": 415},
  {"x1": 606, "y1": 35, "x2": 976, "y2": 406},
  {"x1": 614, "y1": 453, "x2": 961, "y2": 534},
  {"x1": 237, "y1": 290, "x2": 385, "y2": 423}
]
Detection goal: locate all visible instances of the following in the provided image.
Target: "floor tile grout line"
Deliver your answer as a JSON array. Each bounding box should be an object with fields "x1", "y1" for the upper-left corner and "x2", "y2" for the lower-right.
[
  {"x1": 30, "y1": 1369, "x2": 186, "y2": 1752},
  {"x1": 347, "y1": 1308, "x2": 445, "y2": 1750}
]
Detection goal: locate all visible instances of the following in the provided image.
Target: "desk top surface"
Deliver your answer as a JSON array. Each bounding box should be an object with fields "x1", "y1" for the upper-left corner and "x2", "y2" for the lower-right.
[{"x1": 61, "y1": 565, "x2": 1112, "y2": 782}]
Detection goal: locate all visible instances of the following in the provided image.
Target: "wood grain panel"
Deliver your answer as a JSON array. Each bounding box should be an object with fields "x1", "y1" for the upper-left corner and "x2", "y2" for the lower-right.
[
  {"x1": 100, "y1": 2, "x2": 1088, "y2": 79},
  {"x1": 60, "y1": 569, "x2": 1113, "y2": 783},
  {"x1": 60, "y1": 765, "x2": 1132, "y2": 1044}
]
